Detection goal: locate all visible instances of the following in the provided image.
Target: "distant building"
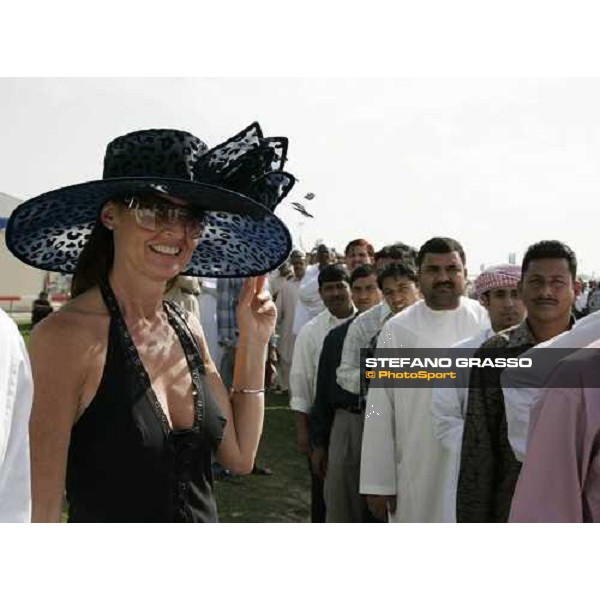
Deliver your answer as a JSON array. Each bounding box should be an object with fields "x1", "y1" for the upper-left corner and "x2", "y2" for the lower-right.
[{"x1": 0, "y1": 192, "x2": 46, "y2": 313}]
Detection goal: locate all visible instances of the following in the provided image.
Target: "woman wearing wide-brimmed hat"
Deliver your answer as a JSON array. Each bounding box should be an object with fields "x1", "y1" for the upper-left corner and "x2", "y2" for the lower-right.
[{"x1": 7, "y1": 123, "x2": 295, "y2": 522}]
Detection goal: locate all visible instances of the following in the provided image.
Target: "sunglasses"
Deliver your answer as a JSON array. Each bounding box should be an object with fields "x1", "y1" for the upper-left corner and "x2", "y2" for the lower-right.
[{"x1": 123, "y1": 195, "x2": 205, "y2": 239}]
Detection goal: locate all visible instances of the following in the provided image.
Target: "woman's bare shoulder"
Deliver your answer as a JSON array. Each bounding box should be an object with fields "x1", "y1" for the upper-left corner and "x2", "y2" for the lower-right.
[{"x1": 30, "y1": 288, "x2": 109, "y2": 355}]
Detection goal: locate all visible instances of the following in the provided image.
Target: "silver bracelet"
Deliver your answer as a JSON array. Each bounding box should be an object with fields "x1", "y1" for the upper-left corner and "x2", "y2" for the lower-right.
[{"x1": 231, "y1": 387, "x2": 266, "y2": 395}]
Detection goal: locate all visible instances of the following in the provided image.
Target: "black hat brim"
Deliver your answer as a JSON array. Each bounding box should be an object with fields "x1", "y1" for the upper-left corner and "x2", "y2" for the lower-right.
[{"x1": 6, "y1": 176, "x2": 292, "y2": 278}]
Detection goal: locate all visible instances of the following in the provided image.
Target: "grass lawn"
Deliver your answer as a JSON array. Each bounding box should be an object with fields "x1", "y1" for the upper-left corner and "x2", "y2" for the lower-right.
[
  {"x1": 19, "y1": 323, "x2": 31, "y2": 346},
  {"x1": 214, "y1": 391, "x2": 310, "y2": 522}
]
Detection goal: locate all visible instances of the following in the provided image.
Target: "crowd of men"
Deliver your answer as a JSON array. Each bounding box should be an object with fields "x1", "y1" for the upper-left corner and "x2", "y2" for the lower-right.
[
  {"x1": 279, "y1": 236, "x2": 600, "y2": 522},
  {"x1": 2, "y1": 236, "x2": 600, "y2": 521}
]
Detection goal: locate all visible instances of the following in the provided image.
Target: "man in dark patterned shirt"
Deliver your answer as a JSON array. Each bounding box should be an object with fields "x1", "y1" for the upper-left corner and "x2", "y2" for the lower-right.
[{"x1": 457, "y1": 240, "x2": 577, "y2": 522}]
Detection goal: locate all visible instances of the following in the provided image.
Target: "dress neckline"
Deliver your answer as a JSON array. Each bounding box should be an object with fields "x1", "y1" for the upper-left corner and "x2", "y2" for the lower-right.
[{"x1": 99, "y1": 280, "x2": 204, "y2": 438}]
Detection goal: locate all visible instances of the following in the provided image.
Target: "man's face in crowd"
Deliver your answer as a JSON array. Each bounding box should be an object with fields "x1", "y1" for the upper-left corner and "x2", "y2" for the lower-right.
[
  {"x1": 290, "y1": 256, "x2": 307, "y2": 280},
  {"x1": 381, "y1": 276, "x2": 421, "y2": 314},
  {"x1": 345, "y1": 245, "x2": 372, "y2": 272},
  {"x1": 418, "y1": 252, "x2": 467, "y2": 310},
  {"x1": 351, "y1": 274, "x2": 382, "y2": 313},
  {"x1": 319, "y1": 279, "x2": 353, "y2": 317},
  {"x1": 519, "y1": 258, "x2": 575, "y2": 324},
  {"x1": 279, "y1": 262, "x2": 292, "y2": 278},
  {"x1": 480, "y1": 286, "x2": 526, "y2": 332},
  {"x1": 317, "y1": 245, "x2": 332, "y2": 267}
]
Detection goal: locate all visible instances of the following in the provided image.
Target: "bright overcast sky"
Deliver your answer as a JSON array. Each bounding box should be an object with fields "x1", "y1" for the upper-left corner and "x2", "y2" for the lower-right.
[{"x1": 2, "y1": 77, "x2": 599, "y2": 277}]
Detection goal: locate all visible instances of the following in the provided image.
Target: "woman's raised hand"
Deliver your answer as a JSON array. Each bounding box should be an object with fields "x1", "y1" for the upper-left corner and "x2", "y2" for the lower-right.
[{"x1": 236, "y1": 275, "x2": 277, "y2": 347}]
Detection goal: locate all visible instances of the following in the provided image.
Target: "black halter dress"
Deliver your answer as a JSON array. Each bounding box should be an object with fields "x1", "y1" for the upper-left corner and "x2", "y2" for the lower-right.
[{"x1": 65, "y1": 281, "x2": 226, "y2": 522}]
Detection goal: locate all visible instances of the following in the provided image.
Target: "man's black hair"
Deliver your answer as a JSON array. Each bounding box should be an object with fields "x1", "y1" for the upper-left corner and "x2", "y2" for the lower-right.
[
  {"x1": 350, "y1": 264, "x2": 377, "y2": 286},
  {"x1": 416, "y1": 237, "x2": 466, "y2": 269},
  {"x1": 389, "y1": 242, "x2": 418, "y2": 268},
  {"x1": 521, "y1": 240, "x2": 577, "y2": 281},
  {"x1": 374, "y1": 245, "x2": 391, "y2": 260},
  {"x1": 377, "y1": 262, "x2": 418, "y2": 289},
  {"x1": 318, "y1": 263, "x2": 350, "y2": 288}
]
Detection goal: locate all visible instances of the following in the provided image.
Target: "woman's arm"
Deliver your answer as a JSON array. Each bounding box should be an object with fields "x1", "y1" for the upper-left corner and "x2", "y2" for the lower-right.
[
  {"x1": 192, "y1": 276, "x2": 274, "y2": 474},
  {"x1": 28, "y1": 315, "x2": 84, "y2": 522}
]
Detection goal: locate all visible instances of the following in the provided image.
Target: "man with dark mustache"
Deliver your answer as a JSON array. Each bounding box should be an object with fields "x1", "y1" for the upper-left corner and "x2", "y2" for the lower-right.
[
  {"x1": 360, "y1": 238, "x2": 490, "y2": 522},
  {"x1": 457, "y1": 240, "x2": 577, "y2": 522},
  {"x1": 308, "y1": 264, "x2": 383, "y2": 522},
  {"x1": 431, "y1": 263, "x2": 525, "y2": 522},
  {"x1": 289, "y1": 264, "x2": 357, "y2": 521},
  {"x1": 292, "y1": 244, "x2": 333, "y2": 337}
]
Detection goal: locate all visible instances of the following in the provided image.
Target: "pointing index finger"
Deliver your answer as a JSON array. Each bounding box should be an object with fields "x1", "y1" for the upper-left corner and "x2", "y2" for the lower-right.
[
  {"x1": 238, "y1": 277, "x2": 255, "y2": 306},
  {"x1": 254, "y1": 275, "x2": 267, "y2": 296}
]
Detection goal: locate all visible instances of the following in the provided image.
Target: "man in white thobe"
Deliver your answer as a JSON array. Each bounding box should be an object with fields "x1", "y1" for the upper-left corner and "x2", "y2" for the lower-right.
[
  {"x1": 360, "y1": 238, "x2": 490, "y2": 522},
  {"x1": 269, "y1": 261, "x2": 292, "y2": 301},
  {"x1": 292, "y1": 244, "x2": 332, "y2": 336},
  {"x1": 275, "y1": 251, "x2": 307, "y2": 392},
  {"x1": 430, "y1": 264, "x2": 524, "y2": 521},
  {"x1": 0, "y1": 308, "x2": 34, "y2": 522}
]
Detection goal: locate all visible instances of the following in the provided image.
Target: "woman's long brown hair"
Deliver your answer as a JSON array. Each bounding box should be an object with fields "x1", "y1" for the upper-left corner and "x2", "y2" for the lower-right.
[
  {"x1": 70, "y1": 211, "x2": 180, "y2": 299},
  {"x1": 70, "y1": 222, "x2": 115, "y2": 298}
]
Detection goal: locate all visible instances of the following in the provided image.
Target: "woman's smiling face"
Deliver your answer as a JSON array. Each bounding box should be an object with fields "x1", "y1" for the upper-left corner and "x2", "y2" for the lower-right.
[{"x1": 102, "y1": 194, "x2": 202, "y2": 282}]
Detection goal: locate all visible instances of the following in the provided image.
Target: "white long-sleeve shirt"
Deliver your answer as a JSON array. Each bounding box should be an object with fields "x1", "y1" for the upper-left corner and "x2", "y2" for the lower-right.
[
  {"x1": 502, "y1": 310, "x2": 600, "y2": 461},
  {"x1": 289, "y1": 307, "x2": 357, "y2": 414},
  {"x1": 336, "y1": 301, "x2": 391, "y2": 395},
  {"x1": 0, "y1": 309, "x2": 33, "y2": 522},
  {"x1": 430, "y1": 327, "x2": 494, "y2": 522}
]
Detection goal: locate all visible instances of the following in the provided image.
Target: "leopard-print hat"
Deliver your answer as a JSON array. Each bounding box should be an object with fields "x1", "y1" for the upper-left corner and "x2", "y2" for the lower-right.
[{"x1": 6, "y1": 123, "x2": 295, "y2": 277}]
